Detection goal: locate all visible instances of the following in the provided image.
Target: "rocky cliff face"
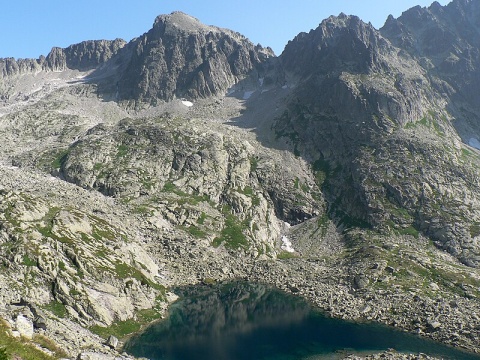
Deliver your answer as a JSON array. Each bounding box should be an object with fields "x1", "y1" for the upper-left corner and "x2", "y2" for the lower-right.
[
  {"x1": 272, "y1": 7, "x2": 480, "y2": 267},
  {"x1": 381, "y1": 0, "x2": 480, "y2": 137},
  {"x1": 0, "y1": 39, "x2": 126, "y2": 77},
  {"x1": 46, "y1": 39, "x2": 127, "y2": 71},
  {"x1": 110, "y1": 12, "x2": 274, "y2": 105},
  {"x1": 58, "y1": 116, "x2": 321, "y2": 256},
  {"x1": 1, "y1": 12, "x2": 273, "y2": 107}
]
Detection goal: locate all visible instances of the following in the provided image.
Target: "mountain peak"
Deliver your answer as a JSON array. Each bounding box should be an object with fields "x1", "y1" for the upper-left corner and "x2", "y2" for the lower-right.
[
  {"x1": 153, "y1": 11, "x2": 210, "y2": 34},
  {"x1": 111, "y1": 12, "x2": 273, "y2": 104},
  {"x1": 281, "y1": 13, "x2": 389, "y2": 76}
]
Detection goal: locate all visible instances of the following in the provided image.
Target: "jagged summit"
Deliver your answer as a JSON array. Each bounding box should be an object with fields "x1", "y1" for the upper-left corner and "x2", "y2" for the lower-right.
[
  {"x1": 153, "y1": 11, "x2": 212, "y2": 34},
  {"x1": 1, "y1": 11, "x2": 274, "y2": 105},
  {"x1": 110, "y1": 12, "x2": 274, "y2": 105},
  {"x1": 281, "y1": 14, "x2": 391, "y2": 76}
]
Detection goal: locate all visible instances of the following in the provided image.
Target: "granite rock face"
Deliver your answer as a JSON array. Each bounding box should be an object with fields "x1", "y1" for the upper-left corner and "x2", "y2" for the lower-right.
[
  {"x1": 47, "y1": 39, "x2": 127, "y2": 71},
  {"x1": 381, "y1": 0, "x2": 480, "y2": 137},
  {"x1": 273, "y1": 8, "x2": 480, "y2": 267},
  {"x1": 110, "y1": 12, "x2": 274, "y2": 105}
]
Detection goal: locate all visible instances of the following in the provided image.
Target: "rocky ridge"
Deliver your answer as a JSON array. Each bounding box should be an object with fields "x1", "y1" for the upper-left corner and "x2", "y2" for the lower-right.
[
  {"x1": 109, "y1": 12, "x2": 274, "y2": 106},
  {"x1": 272, "y1": 7, "x2": 480, "y2": 268},
  {"x1": 0, "y1": 39, "x2": 126, "y2": 78}
]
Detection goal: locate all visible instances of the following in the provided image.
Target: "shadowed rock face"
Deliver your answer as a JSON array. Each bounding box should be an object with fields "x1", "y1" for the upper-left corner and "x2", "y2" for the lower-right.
[
  {"x1": 273, "y1": 8, "x2": 480, "y2": 266},
  {"x1": 281, "y1": 14, "x2": 391, "y2": 76},
  {"x1": 381, "y1": 0, "x2": 480, "y2": 132},
  {"x1": 112, "y1": 12, "x2": 274, "y2": 104}
]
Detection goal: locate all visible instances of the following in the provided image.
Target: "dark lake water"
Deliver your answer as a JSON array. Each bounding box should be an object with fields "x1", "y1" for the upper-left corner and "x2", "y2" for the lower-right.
[{"x1": 124, "y1": 282, "x2": 480, "y2": 360}]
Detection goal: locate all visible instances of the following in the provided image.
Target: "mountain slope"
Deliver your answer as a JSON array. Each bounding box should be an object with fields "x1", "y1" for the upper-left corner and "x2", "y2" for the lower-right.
[
  {"x1": 272, "y1": 9, "x2": 480, "y2": 267},
  {"x1": 0, "y1": 4, "x2": 479, "y2": 360},
  {"x1": 381, "y1": 0, "x2": 480, "y2": 140}
]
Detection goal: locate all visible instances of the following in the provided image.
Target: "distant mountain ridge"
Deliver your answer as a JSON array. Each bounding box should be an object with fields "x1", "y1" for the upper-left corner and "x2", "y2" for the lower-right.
[
  {"x1": 0, "y1": 39, "x2": 126, "y2": 77},
  {"x1": 1, "y1": 12, "x2": 274, "y2": 107}
]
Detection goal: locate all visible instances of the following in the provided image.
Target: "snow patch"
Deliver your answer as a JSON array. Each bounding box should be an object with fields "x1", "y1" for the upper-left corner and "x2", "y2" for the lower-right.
[
  {"x1": 243, "y1": 91, "x2": 255, "y2": 100},
  {"x1": 181, "y1": 100, "x2": 193, "y2": 107},
  {"x1": 282, "y1": 85, "x2": 288, "y2": 89},
  {"x1": 468, "y1": 138, "x2": 480, "y2": 150},
  {"x1": 281, "y1": 235, "x2": 295, "y2": 253},
  {"x1": 258, "y1": 78, "x2": 264, "y2": 87}
]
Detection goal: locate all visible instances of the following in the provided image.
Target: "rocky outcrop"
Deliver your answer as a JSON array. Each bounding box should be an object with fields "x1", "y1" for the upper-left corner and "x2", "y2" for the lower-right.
[
  {"x1": 0, "y1": 57, "x2": 44, "y2": 78},
  {"x1": 272, "y1": 11, "x2": 480, "y2": 266},
  {"x1": 0, "y1": 39, "x2": 126, "y2": 78},
  {"x1": 58, "y1": 116, "x2": 321, "y2": 255},
  {"x1": 380, "y1": 0, "x2": 480, "y2": 136},
  {"x1": 46, "y1": 39, "x2": 127, "y2": 71},
  {"x1": 111, "y1": 12, "x2": 274, "y2": 105}
]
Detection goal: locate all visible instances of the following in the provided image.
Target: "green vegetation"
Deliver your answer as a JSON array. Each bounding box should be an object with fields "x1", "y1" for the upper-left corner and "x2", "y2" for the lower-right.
[
  {"x1": 397, "y1": 225, "x2": 420, "y2": 237},
  {"x1": 35, "y1": 207, "x2": 73, "y2": 244},
  {"x1": 197, "y1": 212, "x2": 207, "y2": 225},
  {"x1": 0, "y1": 320, "x2": 58, "y2": 360},
  {"x1": 404, "y1": 112, "x2": 444, "y2": 137},
  {"x1": 202, "y1": 278, "x2": 216, "y2": 285},
  {"x1": 249, "y1": 157, "x2": 259, "y2": 172},
  {"x1": 277, "y1": 251, "x2": 298, "y2": 260},
  {"x1": 470, "y1": 222, "x2": 480, "y2": 238},
  {"x1": 316, "y1": 213, "x2": 330, "y2": 237},
  {"x1": 43, "y1": 300, "x2": 67, "y2": 318},
  {"x1": 22, "y1": 254, "x2": 37, "y2": 267},
  {"x1": 90, "y1": 308, "x2": 163, "y2": 340},
  {"x1": 162, "y1": 181, "x2": 210, "y2": 205},
  {"x1": 460, "y1": 147, "x2": 479, "y2": 164},
  {"x1": 114, "y1": 261, "x2": 165, "y2": 292},
  {"x1": 237, "y1": 186, "x2": 260, "y2": 206},
  {"x1": 312, "y1": 158, "x2": 331, "y2": 188},
  {"x1": 51, "y1": 150, "x2": 69, "y2": 169},
  {"x1": 186, "y1": 225, "x2": 207, "y2": 238},
  {"x1": 33, "y1": 334, "x2": 68, "y2": 359},
  {"x1": 93, "y1": 162, "x2": 103, "y2": 171},
  {"x1": 345, "y1": 232, "x2": 480, "y2": 298},
  {"x1": 116, "y1": 144, "x2": 129, "y2": 157},
  {"x1": 212, "y1": 212, "x2": 249, "y2": 250},
  {"x1": 35, "y1": 148, "x2": 70, "y2": 171}
]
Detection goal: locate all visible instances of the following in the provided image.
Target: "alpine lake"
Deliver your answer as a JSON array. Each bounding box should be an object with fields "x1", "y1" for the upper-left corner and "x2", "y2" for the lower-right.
[{"x1": 124, "y1": 281, "x2": 480, "y2": 360}]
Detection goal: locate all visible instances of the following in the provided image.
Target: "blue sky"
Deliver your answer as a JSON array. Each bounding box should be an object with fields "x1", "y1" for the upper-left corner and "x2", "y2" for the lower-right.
[{"x1": 0, "y1": 1, "x2": 450, "y2": 59}]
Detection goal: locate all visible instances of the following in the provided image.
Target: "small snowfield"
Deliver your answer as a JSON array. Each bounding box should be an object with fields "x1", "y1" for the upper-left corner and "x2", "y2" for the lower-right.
[{"x1": 281, "y1": 235, "x2": 295, "y2": 253}]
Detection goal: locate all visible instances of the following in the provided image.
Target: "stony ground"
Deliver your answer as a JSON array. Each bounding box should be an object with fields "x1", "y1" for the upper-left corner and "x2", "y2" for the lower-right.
[{"x1": 0, "y1": 71, "x2": 478, "y2": 360}]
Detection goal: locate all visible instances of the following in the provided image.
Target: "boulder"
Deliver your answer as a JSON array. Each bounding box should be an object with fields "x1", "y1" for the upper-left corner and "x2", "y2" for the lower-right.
[
  {"x1": 105, "y1": 335, "x2": 119, "y2": 349},
  {"x1": 34, "y1": 316, "x2": 47, "y2": 330},
  {"x1": 15, "y1": 314, "x2": 33, "y2": 339}
]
